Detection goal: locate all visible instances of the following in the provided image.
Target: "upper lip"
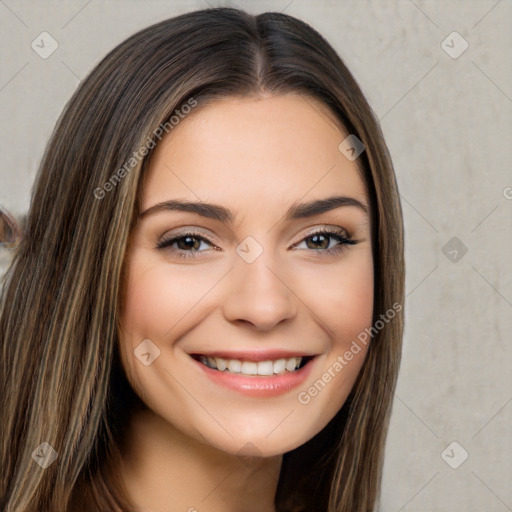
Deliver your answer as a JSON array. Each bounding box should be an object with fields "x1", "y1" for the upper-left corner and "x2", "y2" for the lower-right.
[{"x1": 189, "y1": 349, "x2": 317, "y2": 362}]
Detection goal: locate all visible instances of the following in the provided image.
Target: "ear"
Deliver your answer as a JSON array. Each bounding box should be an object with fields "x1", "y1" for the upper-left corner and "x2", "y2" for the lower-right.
[{"x1": 0, "y1": 206, "x2": 23, "y2": 247}]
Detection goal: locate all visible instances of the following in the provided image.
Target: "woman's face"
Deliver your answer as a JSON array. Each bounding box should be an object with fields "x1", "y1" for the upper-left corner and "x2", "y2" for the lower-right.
[{"x1": 119, "y1": 93, "x2": 374, "y2": 457}]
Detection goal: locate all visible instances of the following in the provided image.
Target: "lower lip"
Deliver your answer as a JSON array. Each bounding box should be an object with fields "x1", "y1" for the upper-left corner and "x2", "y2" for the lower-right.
[{"x1": 191, "y1": 357, "x2": 315, "y2": 397}]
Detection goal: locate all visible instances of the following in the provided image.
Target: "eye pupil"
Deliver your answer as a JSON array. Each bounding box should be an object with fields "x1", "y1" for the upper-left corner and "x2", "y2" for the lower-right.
[
  {"x1": 307, "y1": 234, "x2": 329, "y2": 250},
  {"x1": 178, "y1": 236, "x2": 200, "y2": 251}
]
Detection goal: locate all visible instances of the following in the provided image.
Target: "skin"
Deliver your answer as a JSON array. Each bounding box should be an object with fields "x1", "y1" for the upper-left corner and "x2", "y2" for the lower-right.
[{"x1": 117, "y1": 93, "x2": 374, "y2": 512}]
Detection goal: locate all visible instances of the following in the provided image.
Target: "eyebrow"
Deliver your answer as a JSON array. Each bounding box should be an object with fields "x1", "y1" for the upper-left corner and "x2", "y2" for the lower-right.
[{"x1": 138, "y1": 195, "x2": 368, "y2": 223}]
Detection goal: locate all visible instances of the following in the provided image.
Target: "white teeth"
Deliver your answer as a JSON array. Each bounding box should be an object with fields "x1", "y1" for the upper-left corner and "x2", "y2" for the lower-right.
[
  {"x1": 227, "y1": 359, "x2": 242, "y2": 373},
  {"x1": 257, "y1": 361, "x2": 274, "y2": 376},
  {"x1": 285, "y1": 357, "x2": 298, "y2": 372},
  {"x1": 215, "y1": 357, "x2": 227, "y2": 371},
  {"x1": 241, "y1": 361, "x2": 258, "y2": 375},
  {"x1": 198, "y1": 355, "x2": 303, "y2": 375},
  {"x1": 273, "y1": 358, "x2": 286, "y2": 374}
]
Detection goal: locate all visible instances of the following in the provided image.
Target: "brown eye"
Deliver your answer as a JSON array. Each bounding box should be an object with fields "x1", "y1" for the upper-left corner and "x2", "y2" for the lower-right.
[
  {"x1": 305, "y1": 233, "x2": 331, "y2": 250},
  {"x1": 174, "y1": 235, "x2": 202, "y2": 251},
  {"x1": 156, "y1": 231, "x2": 217, "y2": 259},
  {"x1": 294, "y1": 229, "x2": 356, "y2": 255}
]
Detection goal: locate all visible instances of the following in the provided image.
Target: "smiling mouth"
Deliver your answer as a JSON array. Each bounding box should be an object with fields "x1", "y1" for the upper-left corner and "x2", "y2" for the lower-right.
[{"x1": 191, "y1": 354, "x2": 313, "y2": 376}]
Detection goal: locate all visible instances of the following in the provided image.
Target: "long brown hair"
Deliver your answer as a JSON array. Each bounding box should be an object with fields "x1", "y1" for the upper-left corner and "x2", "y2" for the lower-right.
[{"x1": 0, "y1": 8, "x2": 404, "y2": 511}]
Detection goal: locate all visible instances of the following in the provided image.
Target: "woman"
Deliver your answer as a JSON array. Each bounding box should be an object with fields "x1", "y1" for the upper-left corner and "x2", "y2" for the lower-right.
[{"x1": 0, "y1": 7, "x2": 405, "y2": 512}]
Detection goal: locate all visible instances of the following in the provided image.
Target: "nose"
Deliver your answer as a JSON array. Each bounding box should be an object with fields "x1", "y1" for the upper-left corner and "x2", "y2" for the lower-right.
[{"x1": 222, "y1": 249, "x2": 298, "y2": 331}]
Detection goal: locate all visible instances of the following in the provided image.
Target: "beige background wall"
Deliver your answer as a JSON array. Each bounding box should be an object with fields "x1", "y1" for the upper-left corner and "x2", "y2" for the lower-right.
[{"x1": 1, "y1": 1, "x2": 511, "y2": 510}]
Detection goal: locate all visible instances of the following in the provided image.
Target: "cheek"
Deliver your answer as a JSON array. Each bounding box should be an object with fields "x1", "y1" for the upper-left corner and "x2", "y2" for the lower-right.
[
  {"x1": 329, "y1": 263, "x2": 374, "y2": 341},
  {"x1": 117, "y1": 253, "x2": 227, "y2": 398},
  {"x1": 323, "y1": 251, "x2": 374, "y2": 374},
  {"x1": 296, "y1": 249, "x2": 374, "y2": 340},
  {"x1": 292, "y1": 250, "x2": 373, "y2": 429},
  {"x1": 120, "y1": 256, "x2": 210, "y2": 339},
  {"x1": 118, "y1": 256, "x2": 182, "y2": 380}
]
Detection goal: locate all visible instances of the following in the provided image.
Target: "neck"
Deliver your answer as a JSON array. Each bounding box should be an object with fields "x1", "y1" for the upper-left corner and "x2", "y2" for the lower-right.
[{"x1": 117, "y1": 408, "x2": 281, "y2": 512}]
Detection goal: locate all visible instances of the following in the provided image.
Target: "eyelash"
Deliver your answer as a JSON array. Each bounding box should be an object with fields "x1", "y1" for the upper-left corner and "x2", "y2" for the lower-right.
[{"x1": 156, "y1": 228, "x2": 357, "y2": 260}]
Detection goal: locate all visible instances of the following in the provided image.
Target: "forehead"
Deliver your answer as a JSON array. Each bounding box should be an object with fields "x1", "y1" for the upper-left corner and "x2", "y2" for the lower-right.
[{"x1": 140, "y1": 94, "x2": 368, "y2": 218}]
